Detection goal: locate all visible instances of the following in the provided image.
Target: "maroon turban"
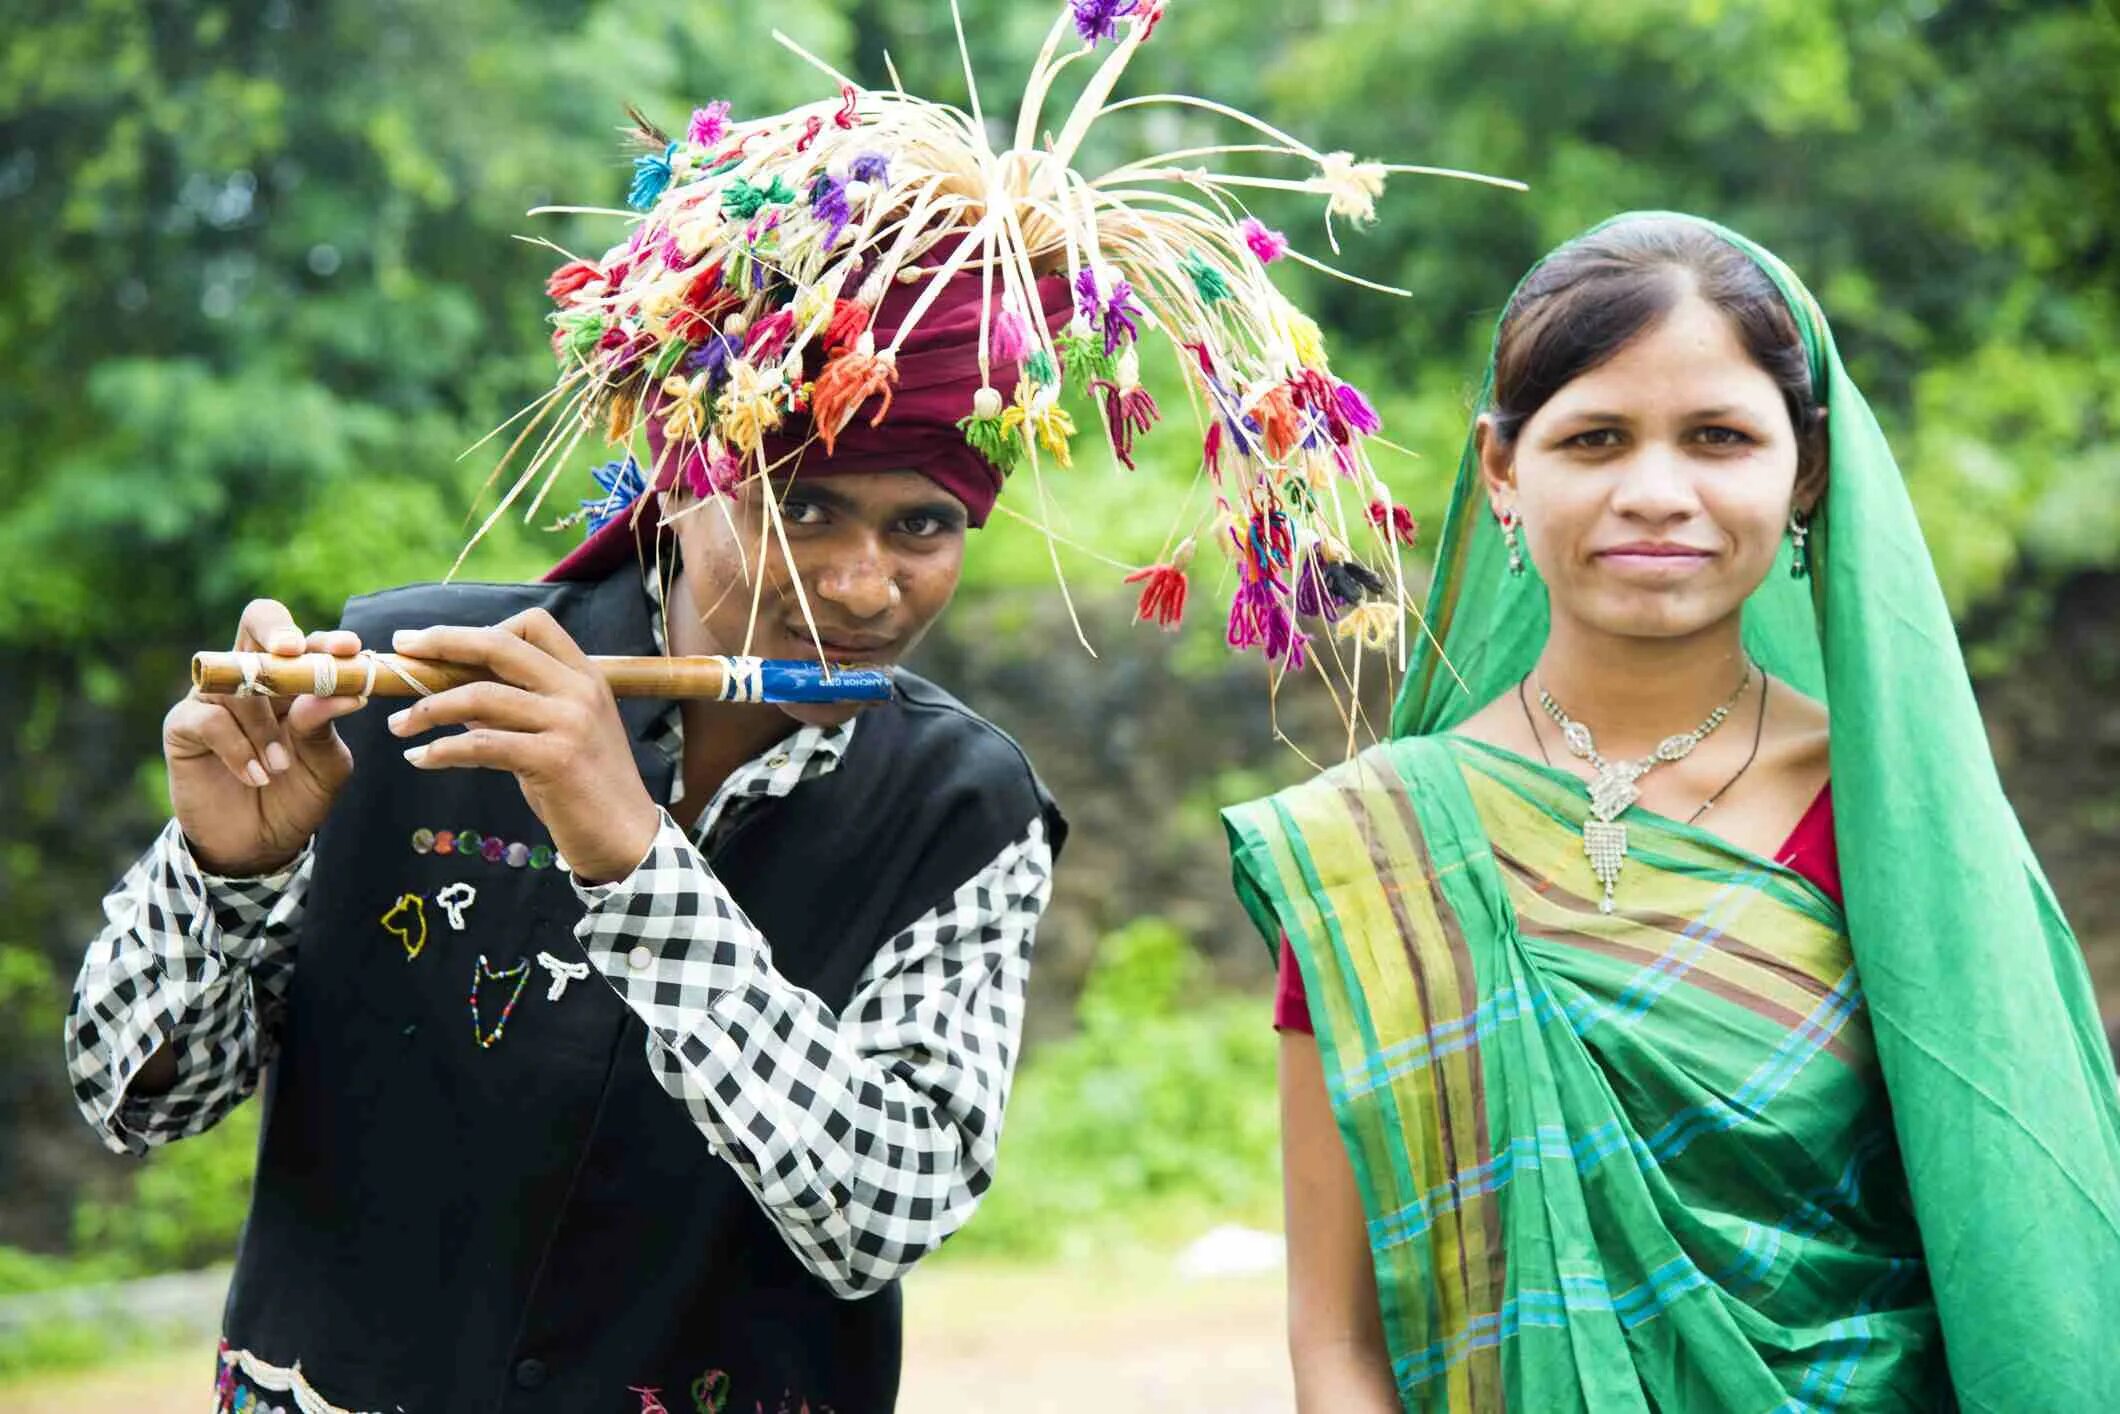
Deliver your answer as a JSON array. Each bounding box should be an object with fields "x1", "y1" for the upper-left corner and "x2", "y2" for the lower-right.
[{"x1": 547, "y1": 257, "x2": 1071, "y2": 583}]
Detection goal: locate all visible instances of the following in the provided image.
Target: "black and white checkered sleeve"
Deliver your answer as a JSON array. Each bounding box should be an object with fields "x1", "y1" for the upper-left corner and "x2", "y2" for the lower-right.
[
  {"x1": 65, "y1": 819, "x2": 313, "y2": 1156},
  {"x1": 573, "y1": 809, "x2": 1053, "y2": 1298}
]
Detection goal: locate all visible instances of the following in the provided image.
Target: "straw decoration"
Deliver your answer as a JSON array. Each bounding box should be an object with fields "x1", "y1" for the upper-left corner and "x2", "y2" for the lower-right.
[{"x1": 475, "y1": 0, "x2": 1522, "y2": 699}]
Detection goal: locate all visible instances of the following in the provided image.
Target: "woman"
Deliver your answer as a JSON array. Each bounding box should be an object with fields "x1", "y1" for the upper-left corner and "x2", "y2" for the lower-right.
[{"x1": 1224, "y1": 214, "x2": 2120, "y2": 1411}]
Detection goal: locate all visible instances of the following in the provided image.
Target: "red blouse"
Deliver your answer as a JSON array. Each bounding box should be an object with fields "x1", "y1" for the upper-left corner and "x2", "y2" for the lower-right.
[{"x1": 1274, "y1": 785, "x2": 1840, "y2": 1033}]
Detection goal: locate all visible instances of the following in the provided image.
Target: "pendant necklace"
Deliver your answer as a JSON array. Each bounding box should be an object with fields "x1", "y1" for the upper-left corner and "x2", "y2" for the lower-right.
[{"x1": 1533, "y1": 660, "x2": 1755, "y2": 914}]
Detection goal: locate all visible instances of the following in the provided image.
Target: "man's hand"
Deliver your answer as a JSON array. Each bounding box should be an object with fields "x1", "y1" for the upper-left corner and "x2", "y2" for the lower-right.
[
  {"x1": 387, "y1": 610, "x2": 660, "y2": 885},
  {"x1": 166, "y1": 600, "x2": 366, "y2": 877}
]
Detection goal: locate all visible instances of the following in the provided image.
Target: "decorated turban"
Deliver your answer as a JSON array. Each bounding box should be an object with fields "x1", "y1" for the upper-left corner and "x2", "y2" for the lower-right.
[
  {"x1": 493, "y1": 1, "x2": 1521, "y2": 672},
  {"x1": 547, "y1": 252, "x2": 1072, "y2": 583}
]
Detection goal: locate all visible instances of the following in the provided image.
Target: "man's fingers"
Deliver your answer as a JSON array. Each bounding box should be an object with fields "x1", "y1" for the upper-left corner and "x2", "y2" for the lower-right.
[
  {"x1": 234, "y1": 598, "x2": 308, "y2": 657},
  {"x1": 304, "y1": 628, "x2": 363, "y2": 658},
  {"x1": 212, "y1": 690, "x2": 294, "y2": 767},
  {"x1": 167, "y1": 700, "x2": 273, "y2": 788},
  {"x1": 389, "y1": 681, "x2": 551, "y2": 739},
  {"x1": 227, "y1": 695, "x2": 296, "y2": 774},
  {"x1": 391, "y1": 624, "x2": 568, "y2": 695},
  {"x1": 402, "y1": 727, "x2": 542, "y2": 774},
  {"x1": 502, "y1": 607, "x2": 596, "y2": 674},
  {"x1": 284, "y1": 691, "x2": 367, "y2": 742}
]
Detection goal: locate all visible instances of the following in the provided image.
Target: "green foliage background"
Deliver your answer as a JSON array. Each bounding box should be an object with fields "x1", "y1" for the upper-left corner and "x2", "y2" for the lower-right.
[{"x1": 2, "y1": 0, "x2": 2115, "y2": 1318}]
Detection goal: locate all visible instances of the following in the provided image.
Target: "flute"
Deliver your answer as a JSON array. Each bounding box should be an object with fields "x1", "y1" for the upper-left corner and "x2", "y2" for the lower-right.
[{"x1": 192, "y1": 651, "x2": 895, "y2": 705}]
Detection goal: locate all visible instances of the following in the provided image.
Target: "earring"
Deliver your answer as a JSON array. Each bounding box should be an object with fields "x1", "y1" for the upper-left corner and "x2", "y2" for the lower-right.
[
  {"x1": 1789, "y1": 509, "x2": 1811, "y2": 579},
  {"x1": 1500, "y1": 508, "x2": 1525, "y2": 577}
]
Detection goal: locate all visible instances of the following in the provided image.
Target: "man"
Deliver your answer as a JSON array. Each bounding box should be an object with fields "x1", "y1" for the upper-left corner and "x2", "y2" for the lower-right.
[
  {"x1": 66, "y1": 277, "x2": 1065, "y2": 1414},
  {"x1": 68, "y1": 2, "x2": 1427, "y2": 1405}
]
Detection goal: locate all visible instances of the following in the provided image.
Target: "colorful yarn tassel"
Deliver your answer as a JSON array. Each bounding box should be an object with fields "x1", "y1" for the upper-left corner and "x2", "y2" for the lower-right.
[
  {"x1": 810, "y1": 332, "x2": 899, "y2": 453},
  {"x1": 1125, "y1": 536, "x2": 1194, "y2": 629},
  {"x1": 628, "y1": 144, "x2": 677, "y2": 211},
  {"x1": 1335, "y1": 600, "x2": 1398, "y2": 650},
  {"x1": 989, "y1": 305, "x2": 1031, "y2": 364},
  {"x1": 545, "y1": 260, "x2": 601, "y2": 304},
  {"x1": 809, "y1": 173, "x2": 853, "y2": 246},
  {"x1": 1253, "y1": 384, "x2": 1302, "y2": 461},
  {"x1": 1183, "y1": 251, "x2": 1231, "y2": 303},
  {"x1": 1317, "y1": 151, "x2": 1387, "y2": 223},
  {"x1": 687, "y1": 100, "x2": 731, "y2": 147},
  {"x1": 581, "y1": 456, "x2": 649, "y2": 534},
  {"x1": 1072, "y1": 0, "x2": 1139, "y2": 45},
  {"x1": 1365, "y1": 499, "x2": 1418, "y2": 546},
  {"x1": 1057, "y1": 328, "x2": 1116, "y2": 388},
  {"x1": 722, "y1": 176, "x2": 796, "y2": 220},
  {"x1": 714, "y1": 359, "x2": 785, "y2": 455},
  {"x1": 1334, "y1": 379, "x2": 1383, "y2": 435},
  {"x1": 1093, "y1": 350, "x2": 1161, "y2": 469},
  {"x1": 1227, "y1": 574, "x2": 1307, "y2": 671},
  {"x1": 744, "y1": 308, "x2": 797, "y2": 364},
  {"x1": 658, "y1": 372, "x2": 712, "y2": 444},
  {"x1": 681, "y1": 436, "x2": 746, "y2": 499},
  {"x1": 958, "y1": 386, "x2": 1023, "y2": 475},
  {"x1": 1001, "y1": 385, "x2": 1075, "y2": 468},
  {"x1": 824, "y1": 297, "x2": 871, "y2": 355},
  {"x1": 1239, "y1": 217, "x2": 1288, "y2": 264}
]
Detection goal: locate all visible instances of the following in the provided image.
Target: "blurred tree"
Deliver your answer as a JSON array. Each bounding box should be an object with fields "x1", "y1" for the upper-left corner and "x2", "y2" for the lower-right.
[{"x1": 0, "y1": 0, "x2": 2113, "y2": 1265}]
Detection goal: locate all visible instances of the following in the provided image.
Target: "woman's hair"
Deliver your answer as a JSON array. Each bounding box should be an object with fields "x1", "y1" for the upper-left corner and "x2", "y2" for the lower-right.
[{"x1": 1489, "y1": 216, "x2": 1825, "y2": 480}]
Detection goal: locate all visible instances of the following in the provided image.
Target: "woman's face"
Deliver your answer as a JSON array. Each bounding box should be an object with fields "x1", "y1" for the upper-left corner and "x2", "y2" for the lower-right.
[{"x1": 1482, "y1": 291, "x2": 1809, "y2": 643}]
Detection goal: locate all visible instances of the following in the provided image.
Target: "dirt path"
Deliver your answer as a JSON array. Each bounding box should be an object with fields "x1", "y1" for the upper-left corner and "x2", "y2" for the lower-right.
[{"x1": 1, "y1": 1261, "x2": 1292, "y2": 1412}]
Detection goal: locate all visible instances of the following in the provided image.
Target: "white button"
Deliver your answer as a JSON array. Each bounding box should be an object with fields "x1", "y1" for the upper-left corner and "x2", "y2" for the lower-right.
[
  {"x1": 627, "y1": 945, "x2": 653, "y2": 972},
  {"x1": 766, "y1": 754, "x2": 790, "y2": 769}
]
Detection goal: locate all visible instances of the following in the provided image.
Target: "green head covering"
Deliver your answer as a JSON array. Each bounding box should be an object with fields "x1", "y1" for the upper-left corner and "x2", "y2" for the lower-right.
[{"x1": 1395, "y1": 212, "x2": 2120, "y2": 1404}]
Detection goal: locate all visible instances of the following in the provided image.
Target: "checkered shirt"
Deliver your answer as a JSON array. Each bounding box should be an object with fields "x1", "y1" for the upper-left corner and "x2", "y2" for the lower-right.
[{"x1": 66, "y1": 570, "x2": 1053, "y2": 1297}]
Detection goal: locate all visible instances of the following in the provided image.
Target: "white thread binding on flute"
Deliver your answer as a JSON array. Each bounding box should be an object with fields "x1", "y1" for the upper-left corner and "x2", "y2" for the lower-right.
[
  {"x1": 718, "y1": 655, "x2": 765, "y2": 703},
  {"x1": 359, "y1": 651, "x2": 380, "y2": 702},
  {"x1": 235, "y1": 651, "x2": 273, "y2": 698},
  {"x1": 382, "y1": 653, "x2": 436, "y2": 698},
  {"x1": 226, "y1": 1345, "x2": 378, "y2": 1414},
  {"x1": 313, "y1": 655, "x2": 338, "y2": 698}
]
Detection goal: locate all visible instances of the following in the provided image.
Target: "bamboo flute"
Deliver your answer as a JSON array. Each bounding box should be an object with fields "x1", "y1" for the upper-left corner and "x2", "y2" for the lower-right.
[{"x1": 192, "y1": 651, "x2": 895, "y2": 705}]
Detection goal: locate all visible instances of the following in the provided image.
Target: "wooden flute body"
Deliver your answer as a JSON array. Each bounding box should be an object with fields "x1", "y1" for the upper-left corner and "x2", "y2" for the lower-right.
[{"x1": 191, "y1": 652, "x2": 896, "y2": 705}]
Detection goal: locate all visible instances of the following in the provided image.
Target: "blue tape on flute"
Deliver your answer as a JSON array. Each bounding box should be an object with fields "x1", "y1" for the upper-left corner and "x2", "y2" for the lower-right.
[{"x1": 717, "y1": 657, "x2": 896, "y2": 705}]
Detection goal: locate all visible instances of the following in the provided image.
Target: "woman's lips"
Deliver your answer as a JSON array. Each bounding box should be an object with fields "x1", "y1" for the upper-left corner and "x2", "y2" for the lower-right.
[{"x1": 1594, "y1": 543, "x2": 1715, "y2": 578}]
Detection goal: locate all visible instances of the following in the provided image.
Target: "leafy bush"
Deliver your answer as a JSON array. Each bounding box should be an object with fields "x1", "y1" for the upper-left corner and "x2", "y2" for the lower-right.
[
  {"x1": 72, "y1": 1105, "x2": 260, "y2": 1278},
  {"x1": 943, "y1": 919, "x2": 1282, "y2": 1263}
]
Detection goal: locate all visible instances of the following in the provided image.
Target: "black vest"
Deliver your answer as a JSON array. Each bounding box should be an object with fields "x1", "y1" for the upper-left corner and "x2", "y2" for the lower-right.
[{"x1": 221, "y1": 567, "x2": 1062, "y2": 1414}]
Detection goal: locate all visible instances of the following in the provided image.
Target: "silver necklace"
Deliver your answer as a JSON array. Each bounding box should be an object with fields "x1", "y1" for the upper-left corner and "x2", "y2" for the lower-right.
[{"x1": 1535, "y1": 661, "x2": 1754, "y2": 914}]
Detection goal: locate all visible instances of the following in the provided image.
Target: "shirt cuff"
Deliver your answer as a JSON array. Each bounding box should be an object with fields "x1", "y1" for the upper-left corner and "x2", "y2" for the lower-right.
[
  {"x1": 162, "y1": 822, "x2": 312, "y2": 960},
  {"x1": 572, "y1": 808, "x2": 767, "y2": 1037}
]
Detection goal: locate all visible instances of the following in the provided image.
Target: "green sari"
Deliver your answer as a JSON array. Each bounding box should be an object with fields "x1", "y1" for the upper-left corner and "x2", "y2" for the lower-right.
[{"x1": 1225, "y1": 215, "x2": 2120, "y2": 1411}]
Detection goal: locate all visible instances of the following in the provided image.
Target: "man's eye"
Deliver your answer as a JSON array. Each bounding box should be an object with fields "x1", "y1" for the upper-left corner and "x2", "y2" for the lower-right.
[
  {"x1": 782, "y1": 499, "x2": 825, "y2": 525},
  {"x1": 900, "y1": 514, "x2": 944, "y2": 538}
]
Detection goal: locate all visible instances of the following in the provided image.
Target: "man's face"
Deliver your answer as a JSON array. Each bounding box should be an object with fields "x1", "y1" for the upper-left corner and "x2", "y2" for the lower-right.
[{"x1": 665, "y1": 469, "x2": 969, "y2": 728}]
